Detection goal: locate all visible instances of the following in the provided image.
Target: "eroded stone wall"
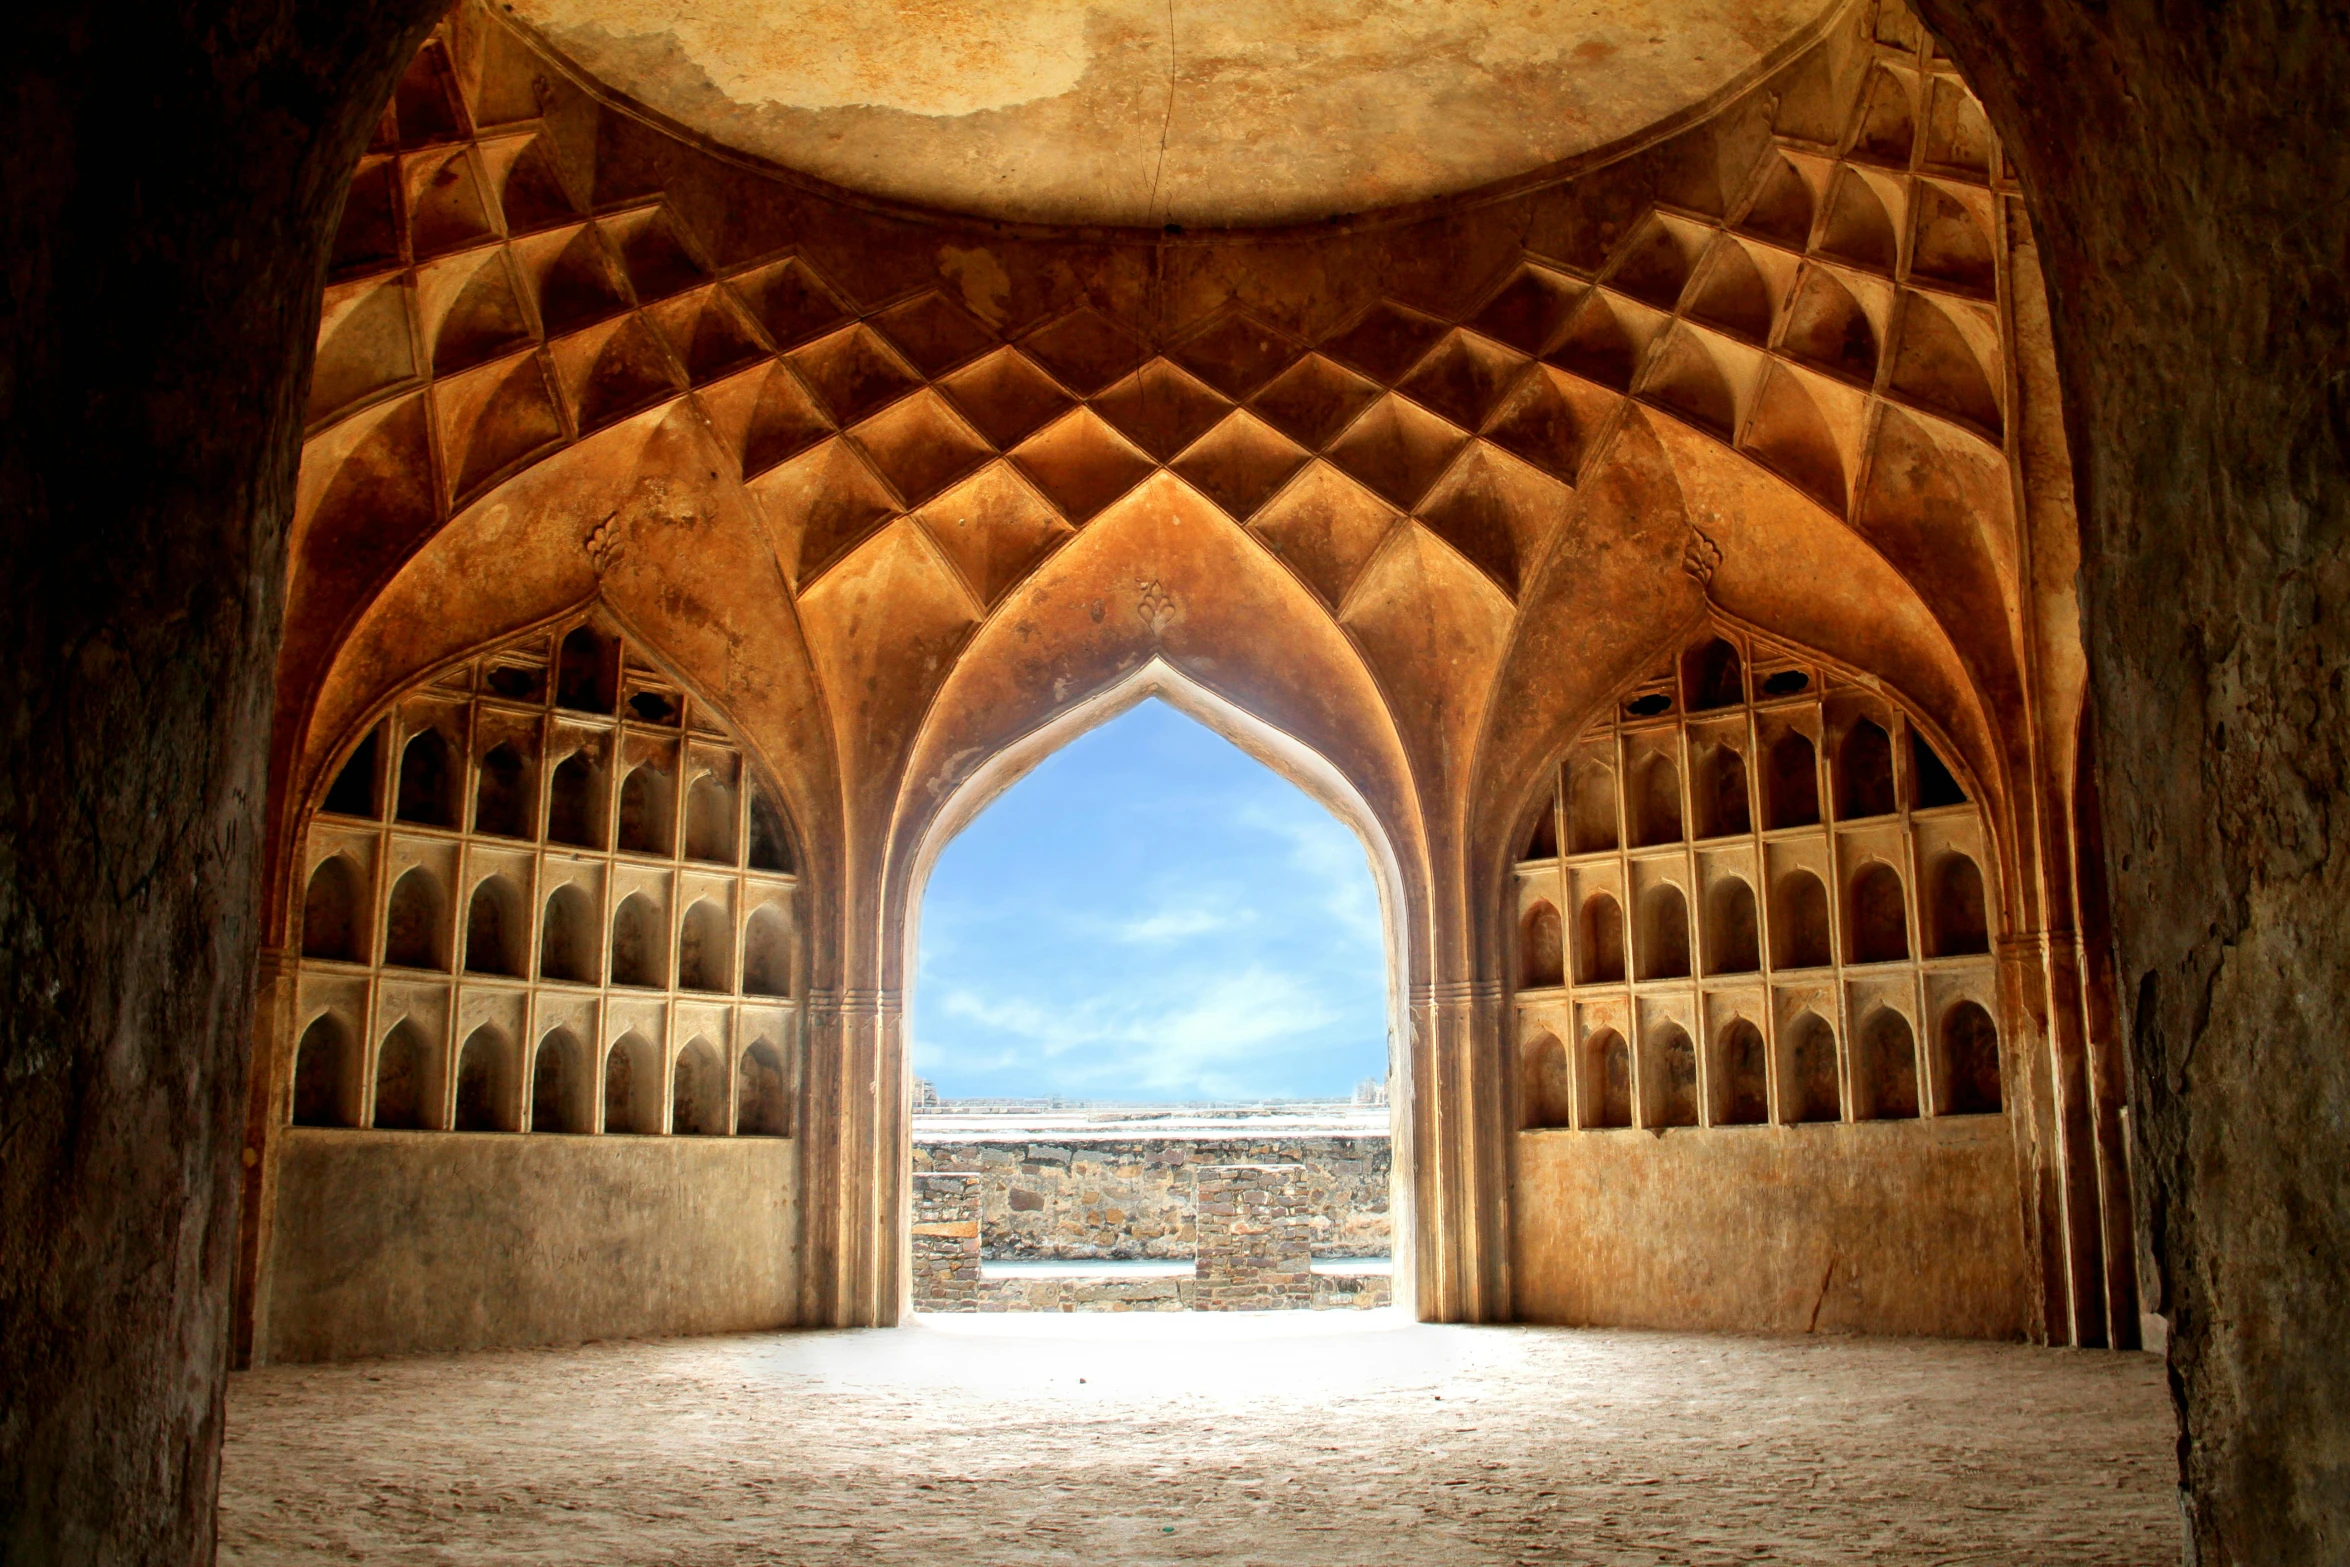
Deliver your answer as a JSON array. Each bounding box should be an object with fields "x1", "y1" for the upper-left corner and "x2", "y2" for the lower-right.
[
  {"x1": 264, "y1": 1130, "x2": 799, "y2": 1361},
  {"x1": 911, "y1": 1135, "x2": 1390, "y2": 1260},
  {"x1": 908, "y1": 1162, "x2": 1391, "y2": 1313}
]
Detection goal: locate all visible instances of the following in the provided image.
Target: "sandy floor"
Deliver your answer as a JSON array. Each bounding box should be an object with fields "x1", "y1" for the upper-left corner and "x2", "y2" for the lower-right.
[{"x1": 220, "y1": 1311, "x2": 2180, "y2": 1565}]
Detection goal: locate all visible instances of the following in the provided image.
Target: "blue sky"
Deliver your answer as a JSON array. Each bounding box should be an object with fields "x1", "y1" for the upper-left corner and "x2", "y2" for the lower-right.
[{"x1": 912, "y1": 698, "x2": 1389, "y2": 1102}]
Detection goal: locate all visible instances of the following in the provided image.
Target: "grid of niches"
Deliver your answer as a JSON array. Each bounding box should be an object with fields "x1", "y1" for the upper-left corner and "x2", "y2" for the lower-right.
[
  {"x1": 1509, "y1": 627, "x2": 2004, "y2": 1135},
  {"x1": 301, "y1": 0, "x2": 2016, "y2": 625},
  {"x1": 288, "y1": 619, "x2": 801, "y2": 1140}
]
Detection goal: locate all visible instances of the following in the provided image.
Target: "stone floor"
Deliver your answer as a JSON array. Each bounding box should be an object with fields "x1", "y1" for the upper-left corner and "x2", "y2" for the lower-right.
[{"x1": 220, "y1": 1311, "x2": 2180, "y2": 1565}]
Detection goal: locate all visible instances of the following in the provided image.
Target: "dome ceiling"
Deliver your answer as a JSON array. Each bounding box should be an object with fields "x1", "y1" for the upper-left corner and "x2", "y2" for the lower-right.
[{"x1": 510, "y1": 0, "x2": 1833, "y2": 226}]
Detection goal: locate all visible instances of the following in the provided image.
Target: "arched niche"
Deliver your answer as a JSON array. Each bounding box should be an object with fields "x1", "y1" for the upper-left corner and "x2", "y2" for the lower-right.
[
  {"x1": 300, "y1": 856, "x2": 366, "y2": 963},
  {"x1": 281, "y1": 404, "x2": 841, "y2": 990},
  {"x1": 1576, "y1": 892, "x2": 1626, "y2": 984},
  {"x1": 290, "y1": 1013, "x2": 358, "y2": 1128},
  {"x1": 1521, "y1": 1033, "x2": 1572, "y2": 1130},
  {"x1": 603, "y1": 1030, "x2": 663, "y2": 1134},
  {"x1": 1712, "y1": 1019, "x2": 1768, "y2": 1125},
  {"x1": 672, "y1": 1037, "x2": 728, "y2": 1135},
  {"x1": 738, "y1": 1040, "x2": 791, "y2": 1137},
  {"x1": 531, "y1": 1028, "x2": 590, "y2": 1133},
  {"x1": 1580, "y1": 1029, "x2": 1632, "y2": 1129},
  {"x1": 1520, "y1": 902, "x2": 1565, "y2": 990},
  {"x1": 454, "y1": 1025, "x2": 516, "y2": 1132},
  {"x1": 1644, "y1": 1023, "x2": 1699, "y2": 1128},
  {"x1": 677, "y1": 899, "x2": 732, "y2": 993},
  {"x1": 742, "y1": 905, "x2": 793, "y2": 997},
  {"x1": 464, "y1": 874, "x2": 525, "y2": 976}
]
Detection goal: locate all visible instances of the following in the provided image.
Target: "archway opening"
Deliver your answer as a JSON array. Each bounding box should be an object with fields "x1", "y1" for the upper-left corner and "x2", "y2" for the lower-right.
[{"x1": 907, "y1": 692, "x2": 1400, "y2": 1315}]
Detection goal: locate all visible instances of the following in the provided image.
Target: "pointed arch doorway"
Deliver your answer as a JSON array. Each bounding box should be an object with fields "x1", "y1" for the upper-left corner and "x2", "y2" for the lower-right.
[{"x1": 895, "y1": 658, "x2": 1417, "y2": 1315}]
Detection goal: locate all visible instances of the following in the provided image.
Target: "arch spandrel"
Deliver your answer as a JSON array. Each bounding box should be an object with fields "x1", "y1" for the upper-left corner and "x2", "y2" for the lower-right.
[
  {"x1": 1472, "y1": 410, "x2": 1709, "y2": 878},
  {"x1": 1646, "y1": 415, "x2": 2002, "y2": 796},
  {"x1": 1338, "y1": 522, "x2": 1515, "y2": 968},
  {"x1": 883, "y1": 470, "x2": 1429, "y2": 993},
  {"x1": 286, "y1": 399, "x2": 842, "y2": 950}
]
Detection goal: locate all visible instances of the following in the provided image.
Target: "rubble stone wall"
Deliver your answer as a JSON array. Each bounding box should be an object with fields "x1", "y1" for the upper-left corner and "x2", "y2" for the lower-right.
[
  {"x1": 910, "y1": 1135, "x2": 1389, "y2": 1260},
  {"x1": 908, "y1": 1162, "x2": 1391, "y2": 1313}
]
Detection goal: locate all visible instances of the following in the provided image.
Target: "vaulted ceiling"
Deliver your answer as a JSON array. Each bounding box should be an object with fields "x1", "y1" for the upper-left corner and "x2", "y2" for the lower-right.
[{"x1": 507, "y1": 0, "x2": 1835, "y2": 225}]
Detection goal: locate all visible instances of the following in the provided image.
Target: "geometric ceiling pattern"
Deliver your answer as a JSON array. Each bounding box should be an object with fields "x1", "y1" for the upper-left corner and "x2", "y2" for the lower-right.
[{"x1": 301, "y1": 0, "x2": 2017, "y2": 630}]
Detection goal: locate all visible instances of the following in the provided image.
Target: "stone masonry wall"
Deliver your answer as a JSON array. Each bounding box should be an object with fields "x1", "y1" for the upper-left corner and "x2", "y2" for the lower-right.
[
  {"x1": 909, "y1": 1165, "x2": 1390, "y2": 1314},
  {"x1": 908, "y1": 1174, "x2": 981, "y2": 1311},
  {"x1": 1192, "y1": 1166, "x2": 1316, "y2": 1311},
  {"x1": 910, "y1": 1135, "x2": 1388, "y2": 1260}
]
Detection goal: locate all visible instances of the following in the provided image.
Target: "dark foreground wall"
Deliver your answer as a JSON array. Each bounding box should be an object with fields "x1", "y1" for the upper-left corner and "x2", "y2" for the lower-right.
[
  {"x1": 1513, "y1": 1118, "x2": 2028, "y2": 1340},
  {"x1": 0, "y1": 1, "x2": 440, "y2": 1559},
  {"x1": 263, "y1": 1132, "x2": 800, "y2": 1362},
  {"x1": 1911, "y1": 2, "x2": 2350, "y2": 1558}
]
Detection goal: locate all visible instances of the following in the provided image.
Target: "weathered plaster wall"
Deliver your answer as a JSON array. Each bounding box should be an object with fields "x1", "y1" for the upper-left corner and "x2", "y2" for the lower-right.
[
  {"x1": 1907, "y1": 0, "x2": 2350, "y2": 1556},
  {"x1": 1513, "y1": 1117, "x2": 2026, "y2": 1339},
  {"x1": 264, "y1": 1131, "x2": 799, "y2": 1362},
  {"x1": 910, "y1": 1135, "x2": 1391, "y2": 1260},
  {"x1": 0, "y1": 1, "x2": 442, "y2": 1559}
]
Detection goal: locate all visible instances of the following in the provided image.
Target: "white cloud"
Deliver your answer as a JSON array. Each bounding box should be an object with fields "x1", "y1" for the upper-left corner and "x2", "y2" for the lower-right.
[
  {"x1": 1113, "y1": 903, "x2": 1244, "y2": 944},
  {"x1": 929, "y1": 964, "x2": 1344, "y2": 1096},
  {"x1": 1236, "y1": 800, "x2": 1384, "y2": 947}
]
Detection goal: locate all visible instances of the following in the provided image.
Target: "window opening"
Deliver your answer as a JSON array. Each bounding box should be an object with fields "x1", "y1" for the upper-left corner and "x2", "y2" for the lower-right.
[
  {"x1": 1912, "y1": 732, "x2": 1968, "y2": 807},
  {"x1": 1682, "y1": 637, "x2": 1745, "y2": 710},
  {"x1": 556, "y1": 626, "x2": 612, "y2": 712},
  {"x1": 1522, "y1": 799, "x2": 1559, "y2": 861},
  {"x1": 748, "y1": 788, "x2": 795, "y2": 872},
  {"x1": 1838, "y1": 719, "x2": 1897, "y2": 819},
  {"x1": 473, "y1": 742, "x2": 530, "y2": 837},
  {"x1": 1929, "y1": 853, "x2": 1990, "y2": 955},
  {"x1": 395, "y1": 728, "x2": 454, "y2": 826},
  {"x1": 323, "y1": 727, "x2": 381, "y2": 817}
]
